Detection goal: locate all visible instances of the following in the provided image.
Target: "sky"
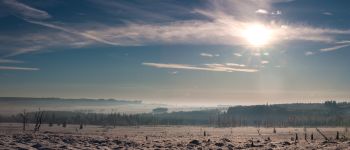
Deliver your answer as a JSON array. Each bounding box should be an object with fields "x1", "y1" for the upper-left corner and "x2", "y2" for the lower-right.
[{"x1": 1, "y1": 0, "x2": 350, "y2": 106}]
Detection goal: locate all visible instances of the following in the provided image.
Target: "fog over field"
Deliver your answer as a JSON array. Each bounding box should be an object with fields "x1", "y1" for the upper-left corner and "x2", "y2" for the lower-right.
[{"x1": 0, "y1": 97, "x2": 213, "y2": 115}]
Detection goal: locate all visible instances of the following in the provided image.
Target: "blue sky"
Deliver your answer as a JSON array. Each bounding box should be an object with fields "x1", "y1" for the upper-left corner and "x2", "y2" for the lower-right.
[{"x1": 1, "y1": 0, "x2": 350, "y2": 105}]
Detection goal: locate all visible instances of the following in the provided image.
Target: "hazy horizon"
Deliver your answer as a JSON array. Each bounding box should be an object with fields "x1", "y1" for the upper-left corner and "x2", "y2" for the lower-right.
[{"x1": 1, "y1": 0, "x2": 350, "y2": 105}]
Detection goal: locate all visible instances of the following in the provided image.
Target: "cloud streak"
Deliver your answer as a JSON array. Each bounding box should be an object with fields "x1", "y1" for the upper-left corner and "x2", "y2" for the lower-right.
[
  {"x1": 26, "y1": 20, "x2": 121, "y2": 46},
  {"x1": 2, "y1": 0, "x2": 350, "y2": 58},
  {"x1": 255, "y1": 9, "x2": 268, "y2": 14},
  {"x1": 142, "y1": 62, "x2": 258, "y2": 73},
  {"x1": 319, "y1": 44, "x2": 350, "y2": 52},
  {"x1": 305, "y1": 51, "x2": 315, "y2": 56},
  {"x1": 1, "y1": 0, "x2": 51, "y2": 20},
  {"x1": 0, "y1": 58, "x2": 23, "y2": 63},
  {"x1": 322, "y1": 12, "x2": 333, "y2": 16},
  {"x1": 0, "y1": 66, "x2": 39, "y2": 71},
  {"x1": 336, "y1": 40, "x2": 350, "y2": 44},
  {"x1": 200, "y1": 53, "x2": 219, "y2": 57}
]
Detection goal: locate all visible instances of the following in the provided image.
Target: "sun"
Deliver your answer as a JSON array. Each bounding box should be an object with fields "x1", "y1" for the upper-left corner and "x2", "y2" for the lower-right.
[{"x1": 242, "y1": 23, "x2": 273, "y2": 47}]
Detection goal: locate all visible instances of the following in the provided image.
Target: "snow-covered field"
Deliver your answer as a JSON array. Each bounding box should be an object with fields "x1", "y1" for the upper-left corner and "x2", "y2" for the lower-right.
[{"x1": 0, "y1": 123, "x2": 349, "y2": 149}]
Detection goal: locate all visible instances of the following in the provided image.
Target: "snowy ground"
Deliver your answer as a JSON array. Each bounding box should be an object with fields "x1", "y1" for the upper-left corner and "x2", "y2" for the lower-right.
[{"x1": 0, "y1": 123, "x2": 349, "y2": 149}]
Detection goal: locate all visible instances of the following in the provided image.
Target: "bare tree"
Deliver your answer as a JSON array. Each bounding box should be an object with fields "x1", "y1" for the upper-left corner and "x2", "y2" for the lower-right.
[
  {"x1": 33, "y1": 109, "x2": 45, "y2": 133},
  {"x1": 112, "y1": 113, "x2": 117, "y2": 128},
  {"x1": 19, "y1": 110, "x2": 28, "y2": 132}
]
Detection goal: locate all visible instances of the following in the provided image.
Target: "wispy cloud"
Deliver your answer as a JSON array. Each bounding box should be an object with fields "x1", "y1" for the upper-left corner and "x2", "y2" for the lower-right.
[
  {"x1": 255, "y1": 9, "x2": 268, "y2": 14},
  {"x1": 276, "y1": 25, "x2": 350, "y2": 43},
  {"x1": 168, "y1": 71, "x2": 178, "y2": 75},
  {"x1": 225, "y1": 63, "x2": 245, "y2": 67},
  {"x1": 200, "y1": 53, "x2": 219, "y2": 58},
  {"x1": 0, "y1": 32, "x2": 91, "y2": 57},
  {"x1": 322, "y1": 12, "x2": 333, "y2": 16},
  {"x1": 336, "y1": 40, "x2": 350, "y2": 44},
  {"x1": 89, "y1": 0, "x2": 177, "y2": 22},
  {"x1": 234, "y1": 53, "x2": 242, "y2": 57},
  {"x1": 0, "y1": 58, "x2": 23, "y2": 63},
  {"x1": 2, "y1": 0, "x2": 350, "y2": 58},
  {"x1": 142, "y1": 62, "x2": 258, "y2": 73},
  {"x1": 76, "y1": 18, "x2": 350, "y2": 48},
  {"x1": 4, "y1": 46, "x2": 43, "y2": 57},
  {"x1": 305, "y1": 51, "x2": 315, "y2": 56},
  {"x1": 271, "y1": 10, "x2": 282, "y2": 15},
  {"x1": 26, "y1": 20, "x2": 121, "y2": 46},
  {"x1": 261, "y1": 60, "x2": 269, "y2": 64},
  {"x1": 0, "y1": 66, "x2": 39, "y2": 71},
  {"x1": 1, "y1": 0, "x2": 119, "y2": 57},
  {"x1": 200, "y1": 53, "x2": 214, "y2": 57},
  {"x1": 319, "y1": 44, "x2": 350, "y2": 52},
  {"x1": 1, "y1": 0, "x2": 51, "y2": 20}
]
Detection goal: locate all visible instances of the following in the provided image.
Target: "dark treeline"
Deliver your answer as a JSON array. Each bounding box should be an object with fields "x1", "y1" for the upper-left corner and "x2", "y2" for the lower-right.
[
  {"x1": 1, "y1": 101, "x2": 350, "y2": 127},
  {"x1": 219, "y1": 101, "x2": 350, "y2": 127},
  {"x1": 0, "y1": 109, "x2": 220, "y2": 127}
]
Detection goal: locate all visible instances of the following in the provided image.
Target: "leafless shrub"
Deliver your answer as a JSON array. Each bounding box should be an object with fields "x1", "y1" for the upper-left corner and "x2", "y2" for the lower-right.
[
  {"x1": 316, "y1": 128, "x2": 328, "y2": 141},
  {"x1": 304, "y1": 133, "x2": 308, "y2": 142},
  {"x1": 19, "y1": 110, "x2": 28, "y2": 132},
  {"x1": 33, "y1": 109, "x2": 45, "y2": 133},
  {"x1": 336, "y1": 131, "x2": 339, "y2": 140},
  {"x1": 257, "y1": 128, "x2": 261, "y2": 136}
]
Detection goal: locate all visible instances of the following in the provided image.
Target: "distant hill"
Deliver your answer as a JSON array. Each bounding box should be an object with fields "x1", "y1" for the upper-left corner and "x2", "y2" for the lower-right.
[
  {"x1": 0, "y1": 97, "x2": 142, "y2": 105},
  {"x1": 0, "y1": 97, "x2": 144, "y2": 115}
]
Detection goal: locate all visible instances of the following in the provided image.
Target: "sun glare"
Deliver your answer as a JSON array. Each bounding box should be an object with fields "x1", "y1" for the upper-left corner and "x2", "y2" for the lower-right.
[{"x1": 242, "y1": 23, "x2": 273, "y2": 47}]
